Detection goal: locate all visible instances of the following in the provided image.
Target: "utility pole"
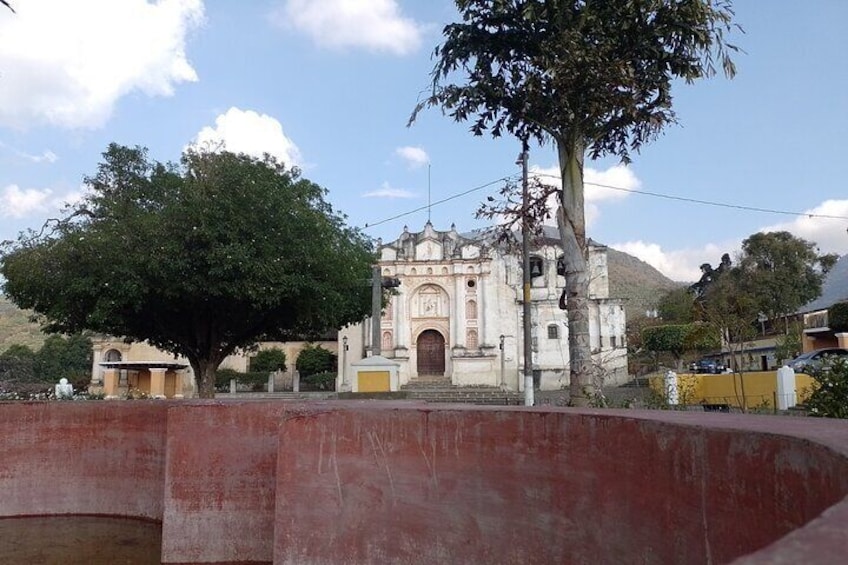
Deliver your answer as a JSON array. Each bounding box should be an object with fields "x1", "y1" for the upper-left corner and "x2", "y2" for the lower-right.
[
  {"x1": 370, "y1": 265, "x2": 401, "y2": 357},
  {"x1": 371, "y1": 265, "x2": 382, "y2": 357},
  {"x1": 519, "y1": 140, "x2": 534, "y2": 407}
]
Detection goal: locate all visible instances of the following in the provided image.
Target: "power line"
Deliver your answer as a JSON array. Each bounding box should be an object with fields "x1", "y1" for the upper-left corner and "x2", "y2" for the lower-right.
[
  {"x1": 362, "y1": 174, "x2": 516, "y2": 230},
  {"x1": 362, "y1": 172, "x2": 848, "y2": 232},
  {"x1": 532, "y1": 173, "x2": 848, "y2": 221}
]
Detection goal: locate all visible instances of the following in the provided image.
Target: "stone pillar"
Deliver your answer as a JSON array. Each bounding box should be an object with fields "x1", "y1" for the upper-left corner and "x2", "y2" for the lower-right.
[
  {"x1": 90, "y1": 343, "x2": 103, "y2": 385},
  {"x1": 103, "y1": 368, "x2": 119, "y2": 399},
  {"x1": 836, "y1": 333, "x2": 848, "y2": 349},
  {"x1": 174, "y1": 369, "x2": 187, "y2": 399},
  {"x1": 149, "y1": 368, "x2": 167, "y2": 399}
]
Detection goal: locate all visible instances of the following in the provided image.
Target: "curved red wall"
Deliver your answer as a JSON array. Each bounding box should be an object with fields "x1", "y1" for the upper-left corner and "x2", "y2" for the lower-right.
[
  {"x1": 1, "y1": 401, "x2": 847, "y2": 564},
  {"x1": 0, "y1": 402, "x2": 167, "y2": 520}
]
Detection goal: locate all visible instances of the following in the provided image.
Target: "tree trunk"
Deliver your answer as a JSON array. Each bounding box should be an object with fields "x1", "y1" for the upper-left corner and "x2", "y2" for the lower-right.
[
  {"x1": 556, "y1": 136, "x2": 593, "y2": 406},
  {"x1": 190, "y1": 357, "x2": 218, "y2": 399}
]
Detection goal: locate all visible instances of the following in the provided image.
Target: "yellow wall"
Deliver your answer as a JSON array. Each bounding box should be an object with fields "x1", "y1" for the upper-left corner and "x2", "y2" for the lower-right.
[
  {"x1": 357, "y1": 371, "x2": 390, "y2": 393},
  {"x1": 649, "y1": 371, "x2": 815, "y2": 409}
]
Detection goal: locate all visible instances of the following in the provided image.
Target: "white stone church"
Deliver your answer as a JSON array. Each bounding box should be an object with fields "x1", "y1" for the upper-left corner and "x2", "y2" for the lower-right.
[{"x1": 338, "y1": 222, "x2": 628, "y2": 392}]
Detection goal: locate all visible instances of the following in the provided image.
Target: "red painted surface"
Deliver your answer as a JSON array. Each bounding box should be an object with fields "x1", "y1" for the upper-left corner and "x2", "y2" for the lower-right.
[
  {"x1": 160, "y1": 401, "x2": 287, "y2": 564},
  {"x1": 0, "y1": 402, "x2": 167, "y2": 520},
  {"x1": 2, "y1": 401, "x2": 848, "y2": 564},
  {"x1": 275, "y1": 405, "x2": 848, "y2": 565}
]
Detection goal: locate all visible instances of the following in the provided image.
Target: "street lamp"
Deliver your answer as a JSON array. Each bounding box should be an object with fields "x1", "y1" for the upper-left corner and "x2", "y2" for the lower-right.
[{"x1": 341, "y1": 335, "x2": 349, "y2": 390}]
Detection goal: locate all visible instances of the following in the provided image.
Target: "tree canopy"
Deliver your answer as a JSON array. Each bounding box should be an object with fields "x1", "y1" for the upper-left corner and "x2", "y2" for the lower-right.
[
  {"x1": 657, "y1": 287, "x2": 696, "y2": 324},
  {"x1": 641, "y1": 322, "x2": 719, "y2": 369},
  {"x1": 0, "y1": 144, "x2": 374, "y2": 397},
  {"x1": 737, "y1": 231, "x2": 834, "y2": 322},
  {"x1": 412, "y1": 0, "x2": 739, "y2": 405}
]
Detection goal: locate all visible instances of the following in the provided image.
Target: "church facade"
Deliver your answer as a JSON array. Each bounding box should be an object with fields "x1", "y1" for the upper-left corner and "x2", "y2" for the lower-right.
[{"x1": 338, "y1": 223, "x2": 628, "y2": 392}]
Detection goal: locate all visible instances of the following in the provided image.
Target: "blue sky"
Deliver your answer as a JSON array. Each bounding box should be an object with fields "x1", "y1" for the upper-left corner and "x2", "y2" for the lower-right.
[{"x1": 1, "y1": 0, "x2": 846, "y2": 282}]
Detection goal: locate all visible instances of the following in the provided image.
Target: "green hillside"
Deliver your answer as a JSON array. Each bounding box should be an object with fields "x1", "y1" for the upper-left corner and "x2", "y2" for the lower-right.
[
  {"x1": 0, "y1": 296, "x2": 46, "y2": 354},
  {"x1": 606, "y1": 247, "x2": 683, "y2": 323}
]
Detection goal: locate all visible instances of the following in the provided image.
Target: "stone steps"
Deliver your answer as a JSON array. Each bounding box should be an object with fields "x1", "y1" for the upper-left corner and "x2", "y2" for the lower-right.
[{"x1": 404, "y1": 386, "x2": 523, "y2": 406}]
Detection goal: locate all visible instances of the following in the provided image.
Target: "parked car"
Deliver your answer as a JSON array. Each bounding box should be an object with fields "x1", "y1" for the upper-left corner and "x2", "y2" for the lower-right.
[
  {"x1": 689, "y1": 358, "x2": 726, "y2": 374},
  {"x1": 788, "y1": 348, "x2": 848, "y2": 373}
]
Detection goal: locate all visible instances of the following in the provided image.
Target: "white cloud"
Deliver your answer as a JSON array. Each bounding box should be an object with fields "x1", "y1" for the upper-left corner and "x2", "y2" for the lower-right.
[
  {"x1": 0, "y1": 141, "x2": 58, "y2": 164},
  {"x1": 272, "y1": 0, "x2": 423, "y2": 55},
  {"x1": 1, "y1": 184, "x2": 52, "y2": 218},
  {"x1": 531, "y1": 163, "x2": 640, "y2": 228},
  {"x1": 0, "y1": 0, "x2": 204, "y2": 129},
  {"x1": 395, "y1": 146, "x2": 429, "y2": 169},
  {"x1": 363, "y1": 182, "x2": 416, "y2": 199},
  {"x1": 759, "y1": 199, "x2": 848, "y2": 256},
  {"x1": 610, "y1": 198, "x2": 848, "y2": 283},
  {"x1": 191, "y1": 107, "x2": 302, "y2": 167},
  {"x1": 1, "y1": 182, "x2": 89, "y2": 220},
  {"x1": 27, "y1": 150, "x2": 58, "y2": 164},
  {"x1": 609, "y1": 240, "x2": 740, "y2": 283}
]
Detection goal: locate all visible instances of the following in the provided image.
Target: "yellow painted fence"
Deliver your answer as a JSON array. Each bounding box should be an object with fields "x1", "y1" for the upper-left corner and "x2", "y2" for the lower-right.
[{"x1": 648, "y1": 371, "x2": 816, "y2": 409}]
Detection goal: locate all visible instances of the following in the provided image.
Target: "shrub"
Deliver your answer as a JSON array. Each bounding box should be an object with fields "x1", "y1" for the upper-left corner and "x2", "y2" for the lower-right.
[
  {"x1": 296, "y1": 344, "x2": 337, "y2": 377},
  {"x1": 302, "y1": 371, "x2": 336, "y2": 391},
  {"x1": 215, "y1": 369, "x2": 270, "y2": 391},
  {"x1": 829, "y1": 302, "x2": 848, "y2": 332},
  {"x1": 806, "y1": 358, "x2": 848, "y2": 419},
  {"x1": 250, "y1": 348, "x2": 287, "y2": 373}
]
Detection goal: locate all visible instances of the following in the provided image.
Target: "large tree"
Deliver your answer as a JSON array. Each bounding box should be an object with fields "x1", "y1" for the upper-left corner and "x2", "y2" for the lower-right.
[
  {"x1": 412, "y1": 0, "x2": 740, "y2": 405},
  {"x1": 1, "y1": 144, "x2": 374, "y2": 397},
  {"x1": 738, "y1": 231, "x2": 835, "y2": 330}
]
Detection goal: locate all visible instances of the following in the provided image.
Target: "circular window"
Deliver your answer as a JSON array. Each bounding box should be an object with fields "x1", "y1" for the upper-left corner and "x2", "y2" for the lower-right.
[{"x1": 467, "y1": 279, "x2": 476, "y2": 288}]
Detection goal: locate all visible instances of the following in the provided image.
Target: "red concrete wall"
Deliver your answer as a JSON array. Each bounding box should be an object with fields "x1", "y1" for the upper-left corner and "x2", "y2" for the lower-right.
[
  {"x1": 2, "y1": 401, "x2": 848, "y2": 564},
  {"x1": 160, "y1": 401, "x2": 287, "y2": 564},
  {"x1": 275, "y1": 405, "x2": 848, "y2": 565},
  {"x1": 0, "y1": 402, "x2": 167, "y2": 520}
]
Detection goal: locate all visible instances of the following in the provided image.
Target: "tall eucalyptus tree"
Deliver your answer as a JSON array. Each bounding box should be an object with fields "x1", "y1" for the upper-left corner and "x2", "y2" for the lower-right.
[{"x1": 412, "y1": 0, "x2": 740, "y2": 404}]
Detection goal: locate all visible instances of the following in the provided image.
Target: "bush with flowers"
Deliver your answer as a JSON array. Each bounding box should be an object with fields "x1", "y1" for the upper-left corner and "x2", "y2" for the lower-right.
[{"x1": 806, "y1": 358, "x2": 848, "y2": 419}]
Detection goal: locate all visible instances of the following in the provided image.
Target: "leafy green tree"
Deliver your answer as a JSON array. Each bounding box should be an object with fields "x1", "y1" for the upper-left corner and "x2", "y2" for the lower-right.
[
  {"x1": 701, "y1": 268, "x2": 759, "y2": 410},
  {"x1": 738, "y1": 231, "x2": 831, "y2": 331},
  {"x1": 1, "y1": 144, "x2": 374, "y2": 397},
  {"x1": 657, "y1": 287, "x2": 696, "y2": 323},
  {"x1": 250, "y1": 348, "x2": 287, "y2": 373},
  {"x1": 774, "y1": 321, "x2": 803, "y2": 364},
  {"x1": 829, "y1": 302, "x2": 848, "y2": 332},
  {"x1": 642, "y1": 323, "x2": 719, "y2": 371},
  {"x1": 412, "y1": 0, "x2": 739, "y2": 405},
  {"x1": 296, "y1": 344, "x2": 337, "y2": 378},
  {"x1": 0, "y1": 343, "x2": 35, "y2": 382},
  {"x1": 33, "y1": 334, "x2": 92, "y2": 385}
]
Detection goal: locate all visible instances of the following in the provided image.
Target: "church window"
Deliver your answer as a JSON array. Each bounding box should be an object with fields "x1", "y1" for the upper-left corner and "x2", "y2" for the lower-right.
[
  {"x1": 466, "y1": 329, "x2": 478, "y2": 349},
  {"x1": 547, "y1": 324, "x2": 559, "y2": 339},
  {"x1": 466, "y1": 300, "x2": 477, "y2": 320}
]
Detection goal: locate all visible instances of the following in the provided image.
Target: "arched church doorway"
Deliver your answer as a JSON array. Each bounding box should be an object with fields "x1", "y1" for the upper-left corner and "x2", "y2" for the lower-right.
[{"x1": 417, "y1": 330, "x2": 445, "y2": 376}]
